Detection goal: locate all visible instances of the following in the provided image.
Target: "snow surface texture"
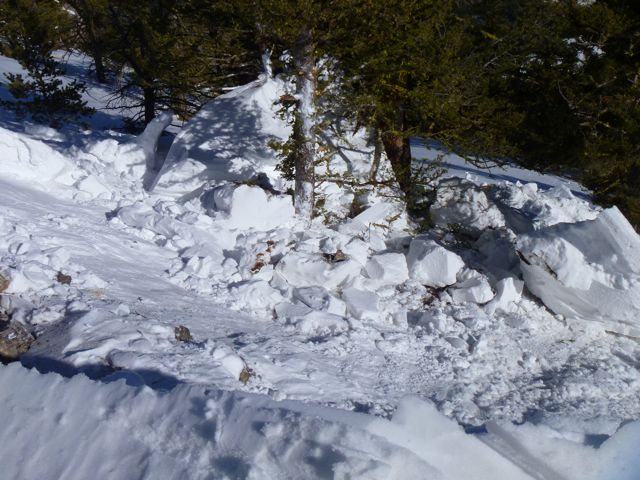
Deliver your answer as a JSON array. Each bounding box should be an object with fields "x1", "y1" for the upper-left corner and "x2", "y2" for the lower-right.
[
  {"x1": 1, "y1": 53, "x2": 640, "y2": 478},
  {"x1": 0, "y1": 363, "x2": 539, "y2": 480}
]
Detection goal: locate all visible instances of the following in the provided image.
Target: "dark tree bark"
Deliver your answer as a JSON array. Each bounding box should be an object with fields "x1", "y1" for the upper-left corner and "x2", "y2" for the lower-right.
[
  {"x1": 92, "y1": 43, "x2": 107, "y2": 83},
  {"x1": 381, "y1": 128, "x2": 412, "y2": 194},
  {"x1": 143, "y1": 86, "x2": 156, "y2": 125}
]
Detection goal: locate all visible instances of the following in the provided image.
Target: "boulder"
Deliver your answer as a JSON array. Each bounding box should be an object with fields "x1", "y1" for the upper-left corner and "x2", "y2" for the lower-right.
[{"x1": 0, "y1": 322, "x2": 34, "y2": 362}]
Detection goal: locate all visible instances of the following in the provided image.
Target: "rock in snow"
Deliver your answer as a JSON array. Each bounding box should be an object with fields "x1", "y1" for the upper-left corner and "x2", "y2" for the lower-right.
[{"x1": 407, "y1": 238, "x2": 465, "y2": 288}]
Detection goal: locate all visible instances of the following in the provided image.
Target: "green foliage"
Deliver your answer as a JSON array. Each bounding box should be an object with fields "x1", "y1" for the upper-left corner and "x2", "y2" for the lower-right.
[{"x1": 0, "y1": 0, "x2": 93, "y2": 125}]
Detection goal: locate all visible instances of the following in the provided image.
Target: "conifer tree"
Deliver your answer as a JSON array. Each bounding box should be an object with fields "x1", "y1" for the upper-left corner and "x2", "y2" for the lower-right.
[
  {"x1": 255, "y1": 0, "x2": 330, "y2": 223},
  {"x1": 0, "y1": 0, "x2": 93, "y2": 125},
  {"x1": 97, "y1": 0, "x2": 259, "y2": 124}
]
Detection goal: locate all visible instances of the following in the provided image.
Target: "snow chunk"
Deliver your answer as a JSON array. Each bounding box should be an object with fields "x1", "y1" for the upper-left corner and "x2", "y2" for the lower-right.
[
  {"x1": 275, "y1": 252, "x2": 361, "y2": 290},
  {"x1": 229, "y1": 280, "x2": 284, "y2": 316},
  {"x1": 365, "y1": 253, "x2": 409, "y2": 285},
  {"x1": 484, "y1": 277, "x2": 524, "y2": 315},
  {"x1": 450, "y1": 271, "x2": 494, "y2": 305},
  {"x1": 86, "y1": 112, "x2": 172, "y2": 181},
  {"x1": 517, "y1": 207, "x2": 640, "y2": 336},
  {"x1": 206, "y1": 184, "x2": 294, "y2": 231},
  {"x1": 276, "y1": 303, "x2": 349, "y2": 336},
  {"x1": 342, "y1": 287, "x2": 380, "y2": 321},
  {"x1": 292, "y1": 286, "x2": 330, "y2": 310},
  {"x1": 211, "y1": 344, "x2": 247, "y2": 381},
  {"x1": 406, "y1": 238, "x2": 465, "y2": 288}
]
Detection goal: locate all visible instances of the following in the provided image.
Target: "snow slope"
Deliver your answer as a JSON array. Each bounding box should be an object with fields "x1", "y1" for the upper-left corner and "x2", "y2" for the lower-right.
[
  {"x1": 1, "y1": 53, "x2": 640, "y2": 478},
  {"x1": 0, "y1": 363, "x2": 540, "y2": 480}
]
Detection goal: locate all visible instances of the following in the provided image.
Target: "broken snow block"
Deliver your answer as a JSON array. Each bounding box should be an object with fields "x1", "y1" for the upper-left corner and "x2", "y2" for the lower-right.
[
  {"x1": 0, "y1": 322, "x2": 34, "y2": 362},
  {"x1": 292, "y1": 286, "x2": 330, "y2": 310},
  {"x1": 406, "y1": 238, "x2": 465, "y2": 288},
  {"x1": 174, "y1": 325, "x2": 193, "y2": 342},
  {"x1": 212, "y1": 345, "x2": 249, "y2": 382},
  {"x1": 279, "y1": 305, "x2": 349, "y2": 336},
  {"x1": 276, "y1": 252, "x2": 361, "y2": 290},
  {"x1": 342, "y1": 287, "x2": 380, "y2": 321},
  {"x1": 450, "y1": 271, "x2": 495, "y2": 305},
  {"x1": 365, "y1": 253, "x2": 409, "y2": 285},
  {"x1": 517, "y1": 207, "x2": 640, "y2": 337},
  {"x1": 230, "y1": 280, "x2": 285, "y2": 315},
  {"x1": 484, "y1": 277, "x2": 524, "y2": 315},
  {"x1": 205, "y1": 184, "x2": 295, "y2": 231}
]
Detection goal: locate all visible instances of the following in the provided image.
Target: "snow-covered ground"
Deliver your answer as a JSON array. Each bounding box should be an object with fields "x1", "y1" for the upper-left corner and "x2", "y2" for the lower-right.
[{"x1": 1, "y1": 53, "x2": 639, "y2": 479}]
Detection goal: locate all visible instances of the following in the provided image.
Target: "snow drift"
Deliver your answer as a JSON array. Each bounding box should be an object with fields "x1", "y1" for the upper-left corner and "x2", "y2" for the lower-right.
[{"x1": 517, "y1": 207, "x2": 640, "y2": 337}]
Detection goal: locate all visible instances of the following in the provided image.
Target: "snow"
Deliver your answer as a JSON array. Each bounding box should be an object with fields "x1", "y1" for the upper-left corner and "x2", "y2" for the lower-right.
[
  {"x1": 1, "y1": 52, "x2": 640, "y2": 479},
  {"x1": 517, "y1": 207, "x2": 640, "y2": 336},
  {"x1": 406, "y1": 238, "x2": 466, "y2": 287},
  {"x1": 205, "y1": 183, "x2": 295, "y2": 231}
]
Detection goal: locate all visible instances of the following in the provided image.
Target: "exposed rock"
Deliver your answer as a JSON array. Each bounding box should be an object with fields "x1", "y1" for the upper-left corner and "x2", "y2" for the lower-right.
[
  {"x1": 0, "y1": 273, "x2": 9, "y2": 293},
  {"x1": 56, "y1": 271, "x2": 72, "y2": 285},
  {"x1": 239, "y1": 366, "x2": 253, "y2": 385},
  {"x1": 0, "y1": 322, "x2": 34, "y2": 362},
  {"x1": 323, "y1": 249, "x2": 347, "y2": 263},
  {"x1": 174, "y1": 325, "x2": 193, "y2": 342}
]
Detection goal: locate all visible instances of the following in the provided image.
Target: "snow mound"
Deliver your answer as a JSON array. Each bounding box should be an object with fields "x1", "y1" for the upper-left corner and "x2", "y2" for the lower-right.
[
  {"x1": 0, "y1": 363, "x2": 538, "y2": 480},
  {"x1": 152, "y1": 75, "x2": 290, "y2": 195},
  {"x1": 83, "y1": 110, "x2": 172, "y2": 181},
  {"x1": 202, "y1": 183, "x2": 295, "y2": 231},
  {"x1": 517, "y1": 207, "x2": 640, "y2": 336},
  {"x1": 0, "y1": 126, "x2": 76, "y2": 189}
]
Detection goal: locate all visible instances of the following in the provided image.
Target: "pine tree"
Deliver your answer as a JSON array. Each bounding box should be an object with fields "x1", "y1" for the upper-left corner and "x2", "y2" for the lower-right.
[
  {"x1": 255, "y1": 0, "x2": 331, "y2": 223},
  {"x1": 96, "y1": 0, "x2": 260, "y2": 124},
  {"x1": 0, "y1": 0, "x2": 93, "y2": 125},
  {"x1": 329, "y1": 0, "x2": 525, "y2": 204},
  {"x1": 66, "y1": 0, "x2": 111, "y2": 83}
]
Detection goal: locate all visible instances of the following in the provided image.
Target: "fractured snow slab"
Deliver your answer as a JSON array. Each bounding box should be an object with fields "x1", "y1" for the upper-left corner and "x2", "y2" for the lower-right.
[
  {"x1": 407, "y1": 238, "x2": 465, "y2": 288},
  {"x1": 517, "y1": 207, "x2": 640, "y2": 336},
  {"x1": 205, "y1": 184, "x2": 295, "y2": 231},
  {"x1": 365, "y1": 253, "x2": 409, "y2": 286},
  {"x1": 342, "y1": 287, "x2": 380, "y2": 321},
  {"x1": 450, "y1": 272, "x2": 495, "y2": 305}
]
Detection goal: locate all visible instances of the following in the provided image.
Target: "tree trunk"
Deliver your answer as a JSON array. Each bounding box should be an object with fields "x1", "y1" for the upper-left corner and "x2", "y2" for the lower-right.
[
  {"x1": 93, "y1": 43, "x2": 107, "y2": 83},
  {"x1": 143, "y1": 86, "x2": 155, "y2": 125},
  {"x1": 293, "y1": 31, "x2": 316, "y2": 224},
  {"x1": 369, "y1": 127, "x2": 383, "y2": 182},
  {"x1": 381, "y1": 128, "x2": 412, "y2": 193}
]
